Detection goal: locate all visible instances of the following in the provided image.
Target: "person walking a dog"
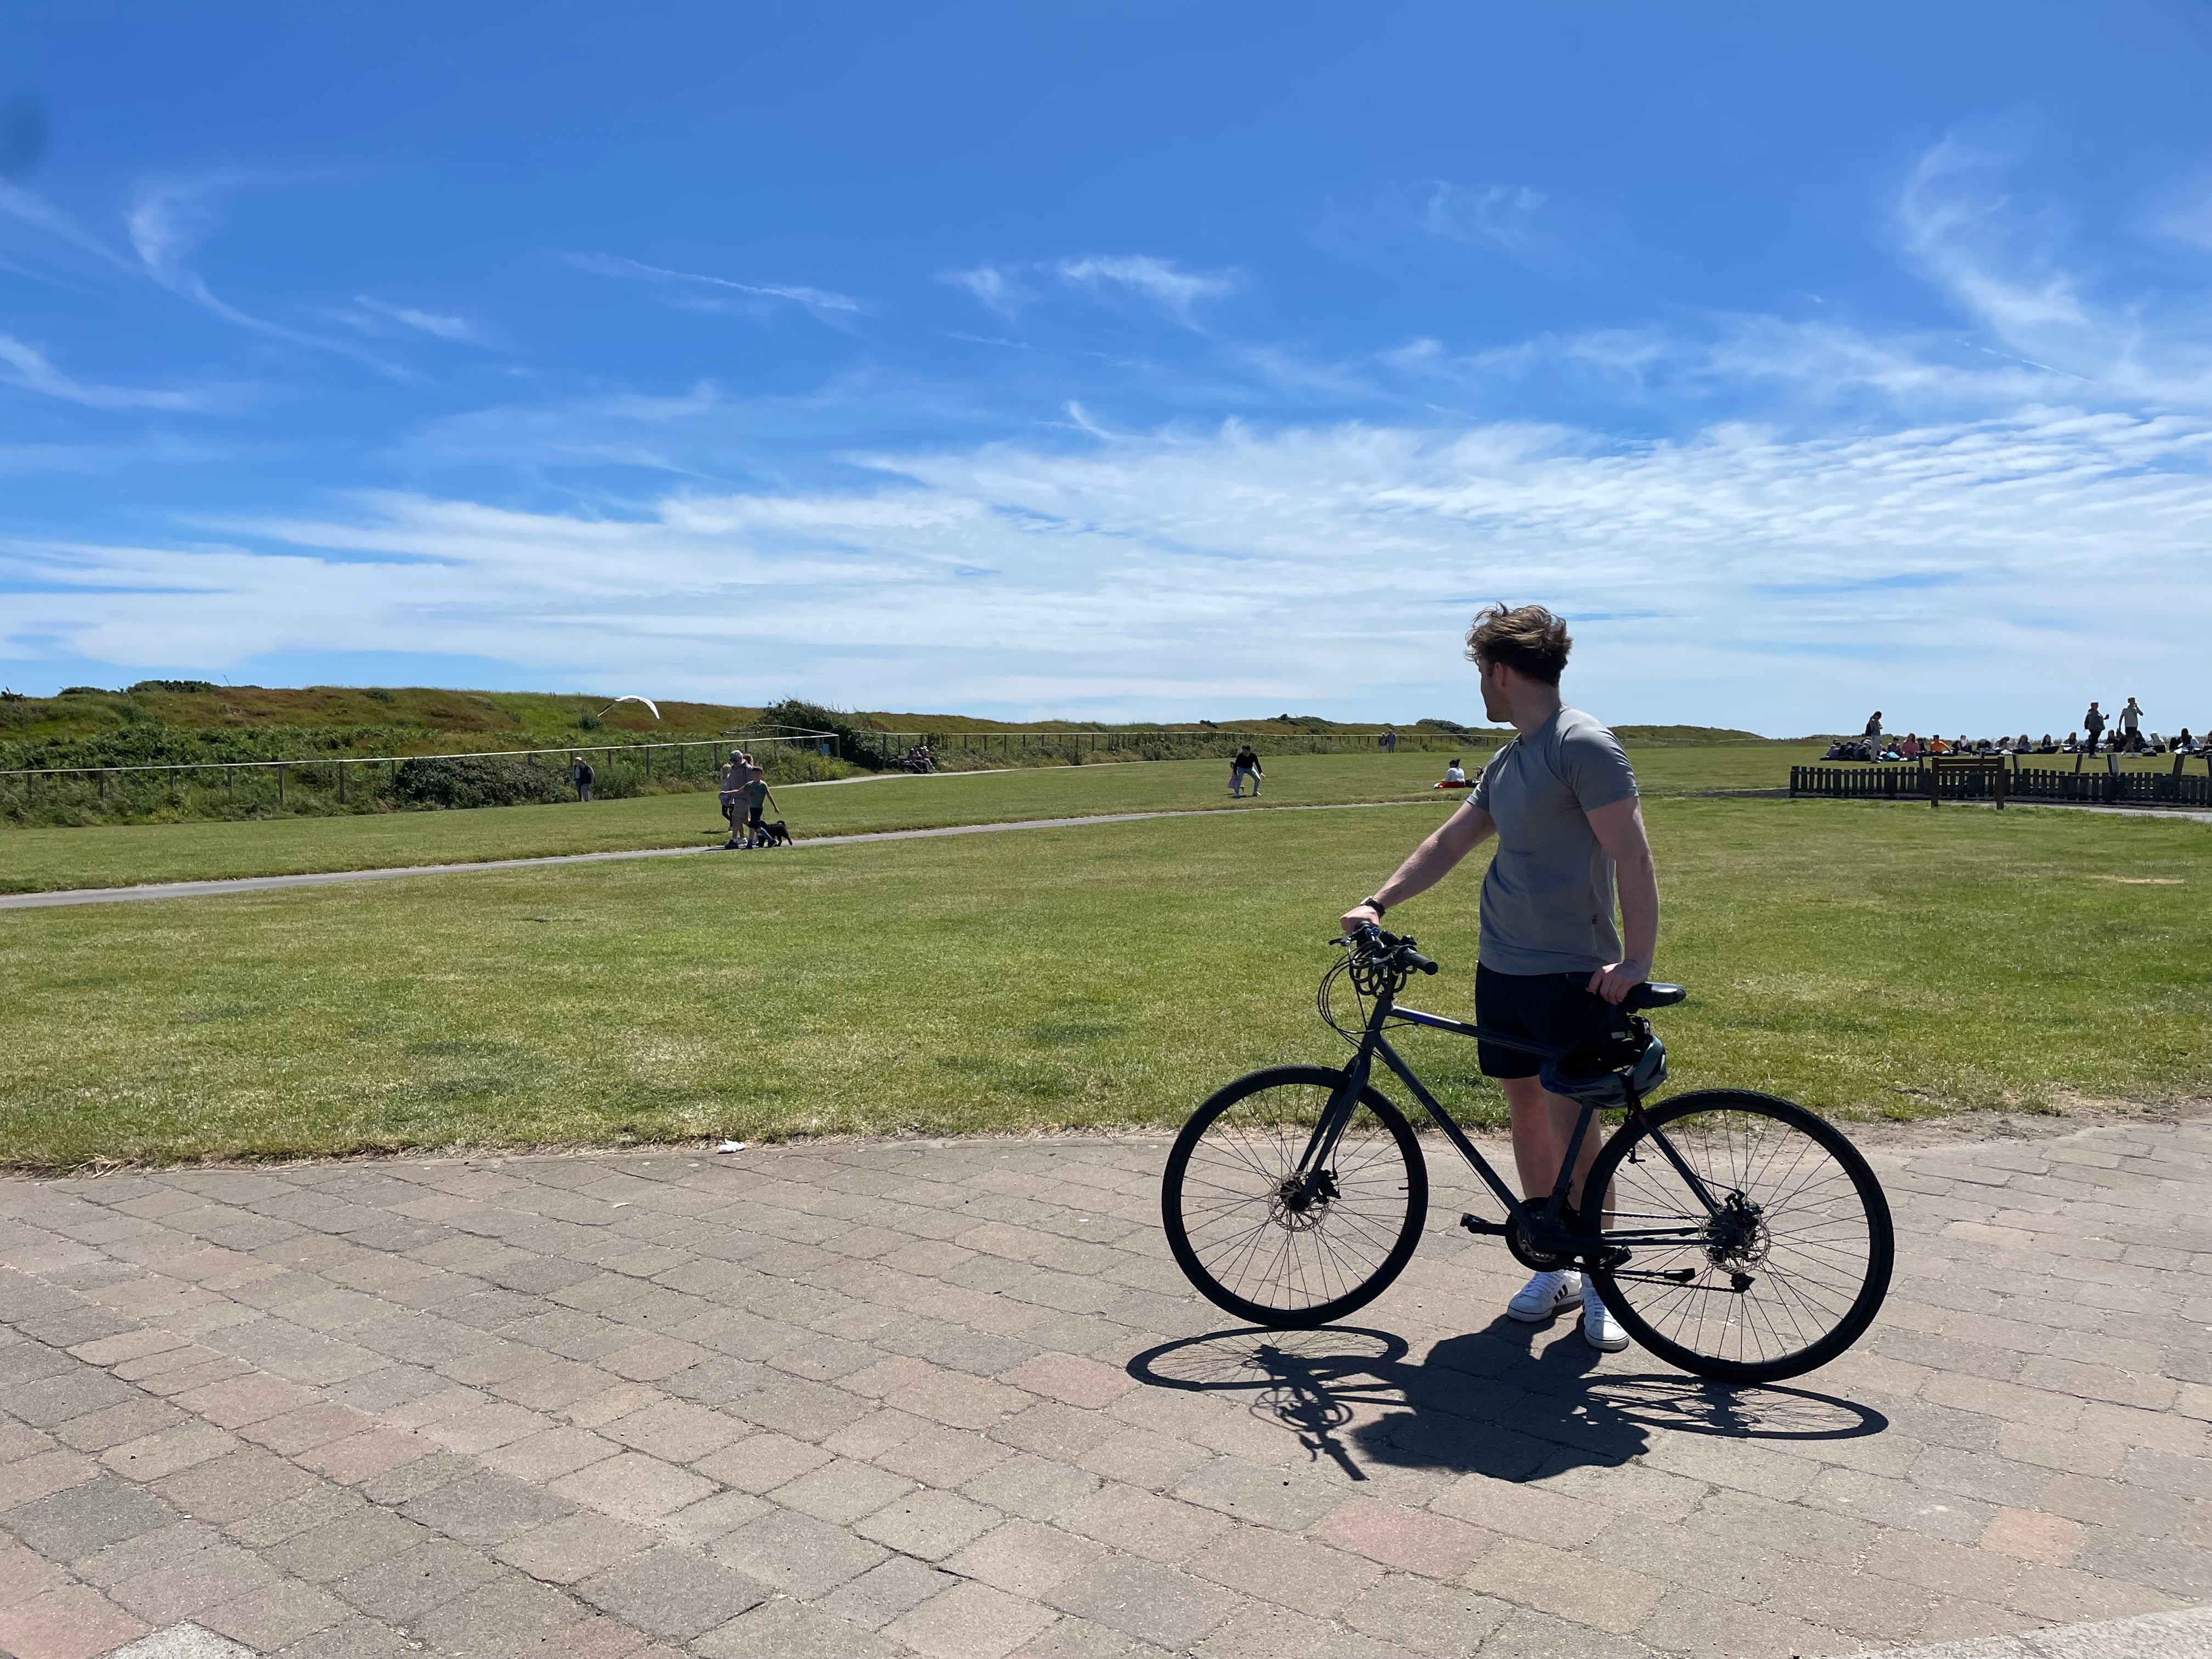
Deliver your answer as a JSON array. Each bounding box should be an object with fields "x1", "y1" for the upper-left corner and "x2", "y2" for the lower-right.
[{"x1": 723, "y1": 761, "x2": 777, "y2": 849}]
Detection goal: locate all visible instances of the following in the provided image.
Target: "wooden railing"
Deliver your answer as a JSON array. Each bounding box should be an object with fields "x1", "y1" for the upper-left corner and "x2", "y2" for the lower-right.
[{"x1": 1791, "y1": 761, "x2": 2212, "y2": 810}]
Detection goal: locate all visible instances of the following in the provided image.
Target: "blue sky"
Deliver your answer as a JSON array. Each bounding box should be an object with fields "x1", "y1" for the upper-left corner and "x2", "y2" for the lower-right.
[{"x1": 3, "y1": 3, "x2": 2209, "y2": 734}]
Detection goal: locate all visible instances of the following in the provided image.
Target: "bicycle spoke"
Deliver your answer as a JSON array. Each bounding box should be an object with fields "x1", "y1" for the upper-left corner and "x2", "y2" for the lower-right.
[
  {"x1": 1594, "y1": 1103, "x2": 1882, "y2": 1373},
  {"x1": 1169, "y1": 1079, "x2": 1421, "y2": 1321}
]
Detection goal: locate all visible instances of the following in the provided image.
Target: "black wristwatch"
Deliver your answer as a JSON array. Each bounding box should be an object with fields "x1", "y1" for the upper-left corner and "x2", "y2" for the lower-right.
[{"x1": 1361, "y1": 896, "x2": 1387, "y2": 916}]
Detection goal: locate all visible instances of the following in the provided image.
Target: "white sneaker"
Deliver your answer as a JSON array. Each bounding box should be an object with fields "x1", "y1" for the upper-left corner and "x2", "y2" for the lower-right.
[
  {"x1": 1506, "y1": 1269, "x2": 1583, "y2": 1322},
  {"x1": 1582, "y1": 1280, "x2": 1629, "y2": 1351}
]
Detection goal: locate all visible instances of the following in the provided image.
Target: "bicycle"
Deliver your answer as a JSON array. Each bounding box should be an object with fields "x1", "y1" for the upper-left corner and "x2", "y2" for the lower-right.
[{"x1": 1160, "y1": 926, "x2": 1894, "y2": 1383}]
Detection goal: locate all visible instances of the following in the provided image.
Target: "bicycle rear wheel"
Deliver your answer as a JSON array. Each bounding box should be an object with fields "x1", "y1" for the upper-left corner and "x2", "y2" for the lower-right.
[
  {"x1": 1582, "y1": 1089, "x2": 1893, "y2": 1383},
  {"x1": 1162, "y1": 1065, "x2": 1428, "y2": 1329}
]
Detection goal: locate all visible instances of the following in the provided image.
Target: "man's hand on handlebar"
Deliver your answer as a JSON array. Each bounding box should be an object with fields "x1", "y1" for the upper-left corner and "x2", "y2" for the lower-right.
[
  {"x1": 1586, "y1": 958, "x2": 1650, "y2": 1006},
  {"x1": 1339, "y1": 900, "x2": 1383, "y2": 936}
]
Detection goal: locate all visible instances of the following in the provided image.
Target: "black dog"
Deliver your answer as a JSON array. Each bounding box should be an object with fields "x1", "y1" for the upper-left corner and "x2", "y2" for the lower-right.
[{"x1": 755, "y1": 819, "x2": 793, "y2": 847}]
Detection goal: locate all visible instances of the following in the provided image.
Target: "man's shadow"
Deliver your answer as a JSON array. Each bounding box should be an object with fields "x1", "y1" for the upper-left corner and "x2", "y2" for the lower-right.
[{"x1": 1126, "y1": 1316, "x2": 1888, "y2": 1483}]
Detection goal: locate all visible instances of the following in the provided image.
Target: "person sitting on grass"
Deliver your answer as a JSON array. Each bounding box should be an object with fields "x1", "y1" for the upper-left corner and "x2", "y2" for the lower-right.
[
  {"x1": 1443, "y1": 758, "x2": 1468, "y2": 784},
  {"x1": 2177, "y1": 729, "x2": 2198, "y2": 754},
  {"x1": 1899, "y1": 733, "x2": 1921, "y2": 759},
  {"x1": 1927, "y1": 735, "x2": 1948, "y2": 755}
]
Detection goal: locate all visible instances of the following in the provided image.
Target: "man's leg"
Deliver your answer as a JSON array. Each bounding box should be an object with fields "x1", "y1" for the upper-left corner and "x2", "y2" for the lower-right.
[{"x1": 1498, "y1": 1077, "x2": 1626, "y2": 1351}]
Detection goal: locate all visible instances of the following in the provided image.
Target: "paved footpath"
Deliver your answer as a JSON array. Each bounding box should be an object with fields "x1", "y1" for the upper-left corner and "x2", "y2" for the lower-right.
[{"x1": 1, "y1": 1118, "x2": 2205, "y2": 1659}]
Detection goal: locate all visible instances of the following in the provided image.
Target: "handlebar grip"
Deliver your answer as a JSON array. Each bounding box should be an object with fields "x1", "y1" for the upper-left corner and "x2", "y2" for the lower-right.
[{"x1": 1404, "y1": 949, "x2": 1438, "y2": 975}]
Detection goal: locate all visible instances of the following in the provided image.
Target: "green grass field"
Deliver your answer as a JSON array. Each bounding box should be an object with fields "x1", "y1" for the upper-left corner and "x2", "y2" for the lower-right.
[
  {"x1": 2, "y1": 789, "x2": 2205, "y2": 1170},
  {"x1": 1, "y1": 746, "x2": 1821, "y2": 894}
]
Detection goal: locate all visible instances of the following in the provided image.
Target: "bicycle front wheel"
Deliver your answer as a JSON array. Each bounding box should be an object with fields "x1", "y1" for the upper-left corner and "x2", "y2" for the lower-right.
[
  {"x1": 1162, "y1": 1065, "x2": 1428, "y2": 1329},
  {"x1": 1583, "y1": 1089, "x2": 1893, "y2": 1383}
]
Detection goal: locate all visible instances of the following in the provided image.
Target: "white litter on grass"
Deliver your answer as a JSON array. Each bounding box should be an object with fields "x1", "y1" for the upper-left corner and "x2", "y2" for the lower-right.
[{"x1": 716, "y1": 1140, "x2": 747, "y2": 1154}]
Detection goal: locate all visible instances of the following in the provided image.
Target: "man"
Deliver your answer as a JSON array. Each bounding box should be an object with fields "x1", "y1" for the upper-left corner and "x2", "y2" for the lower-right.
[
  {"x1": 2120, "y1": 697, "x2": 2143, "y2": 753},
  {"x1": 569, "y1": 754, "x2": 595, "y2": 802},
  {"x1": 2083, "y1": 701, "x2": 2106, "y2": 754},
  {"x1": 1339, "y1": 604, "x2": 1659, "y2": 1353}
]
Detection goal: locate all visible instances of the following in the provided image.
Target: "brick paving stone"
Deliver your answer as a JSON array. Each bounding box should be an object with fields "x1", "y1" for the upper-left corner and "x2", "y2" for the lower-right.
[
  {"x1": 4, "y1": 1475, "x2": 176, "y2": 1562},
  {"x1": 708, "y1": 1507, "x2": 889, "y2": 1598},
  {"x1": 1463, "y1": 1536, "x2": 1669, "y2": 1635},
  {"x1": 890, "y1": 1578, "x2": 1063, "y2": 1659},
  {"x1": 946, "y1": 1518, "x2": 1111, "y2": 1599},
  {"x1": 691, "y1": 1429, "x2": 834, "y2": 1492},
  {"x1": 659, "y1": 1486, "x2": 772, "y2": 1544},
  {"x1": 574, "y1": 1541, "x2": 773, "y2": 1638},
  {"x1": 695, "y1": 1596, "x2": 902, "y2": 1659},
  {"x1": 774, "y1": 1455, "x2": 919, "y2": 1523},
  {"x1": 0, "y1": 1578, "x2": 151, "y2": 1659},
  {"x1": 1308, "y1": 1494, "x2": 1500, "y2": 1576},
  {"x1": 818, "y1": 1553, "x2": 963, "y2": 1629},
  {"x1": 100, "y1": 1426, "x2": 237, "y2": 1484},
  {"x1": 1186, "y1": 1525, "x2": 1384, "y2": 1618},
  {"x1": 495, "y1": 1509, "x2": 657, "y2": 1583},
  {"x1": 1169, "y1": 1457, "x2": 1344, "y2": 1531},
  {"x1": 1042, "y1": 1553, "x2": 1242, "y2": 1650},
  {"x1": 550, "y1": 1449, "x2": 715, "y2": 1521},
  {"x1": 854, "y1": 1486, "x2": 1002, "y2": 1558},
  {"x1": 397, "y1": 1465, "x2": 573, "y2": 1544},
  {"x1": 8, "y1": 1124, "x2": 2212, "y2": 1659},
  {"x1": 1339, "y1": 1571, "x2": 1515, "y2": 1654}
]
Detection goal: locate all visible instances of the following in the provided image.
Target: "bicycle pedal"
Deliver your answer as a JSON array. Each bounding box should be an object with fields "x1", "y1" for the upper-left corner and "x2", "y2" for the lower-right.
[{"x1": 1458, "y1": 1213, "x2": 1506, "y2": 1237}]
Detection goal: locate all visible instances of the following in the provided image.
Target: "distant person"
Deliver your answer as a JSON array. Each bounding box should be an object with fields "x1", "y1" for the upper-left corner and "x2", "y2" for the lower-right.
[
  {"x1": 1229, "y1": 744, "x2": 1263, "y2": 798},
  {"x1": 1899, "y1": 733, "x2": 1921, "y2": 759},
  {"x1": 1863, "y1": 711, "x2": 1882, "y2": 753},
  {"x1": 2177, "y1": 728, "x2": 2197, "y2": 754},
  {"x1": 2120, "y1": 697, "x2": 2143, "y2": 752},
  {"x1": 570, "y1": 754, "x2": 595, "y2": 802},
  {"x1": 718, "y1": 749, "x2": 747, "y2": 831},
  {"x1": 724, "y1": 763, "x2": 775, "y2": 849},
  {"x1": 1443, "y1": 758, "x2": 1468, "y2": 783},
  {"x1": 1379, "y1": 727, "x2": 1398, "y2": 753},
  {"x1": 2083, "y1": 701, "x2": 2106, "y2": 754}
]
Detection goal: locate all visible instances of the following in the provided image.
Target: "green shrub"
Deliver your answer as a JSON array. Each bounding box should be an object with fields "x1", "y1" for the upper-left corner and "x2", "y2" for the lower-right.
[{"x1": 392, "y1": 755, "x2": 571, "y2": 810}]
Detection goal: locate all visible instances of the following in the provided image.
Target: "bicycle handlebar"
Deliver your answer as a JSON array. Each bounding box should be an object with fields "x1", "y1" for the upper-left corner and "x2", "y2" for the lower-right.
[{"x1": 1342, "y1": 923, "x2": 1439, "y2": 976}]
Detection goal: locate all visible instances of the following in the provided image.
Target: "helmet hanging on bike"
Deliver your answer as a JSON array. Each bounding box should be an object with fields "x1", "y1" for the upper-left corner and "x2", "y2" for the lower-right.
[{"x1": 1538, "y1": 1019, "x2": 1668, "y2": 1108}]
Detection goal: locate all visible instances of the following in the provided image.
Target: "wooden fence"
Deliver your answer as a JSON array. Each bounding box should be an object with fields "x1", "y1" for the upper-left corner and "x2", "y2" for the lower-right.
[
  {"x1": 1791, "y1": 761, "x2": 2212, "y2": 810},
  {"x1": 859, "y1": 729, "x2": 1463, "y2": 765}
]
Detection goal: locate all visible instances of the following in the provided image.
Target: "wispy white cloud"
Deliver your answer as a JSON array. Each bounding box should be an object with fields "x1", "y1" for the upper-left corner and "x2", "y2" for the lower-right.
[
  {"x1": 0, "y1": 334, "x2": 250, "y2": 413},
  {"x1": 1413, "y1": 180, "x2": 1547, "y2": 255},
  {"x1": 941, "y1": 262, "x2": 1033, "y2": 318},
  {"x1": 1895, "y1": 138, "x2": 2212, "y2": 407},
  {"x1": 123, "y1": 174, "x2": 407, "y2": 376},
  {"x1": 1056, "y1": 255, "x2": 1242, "y2": 329},
  {"x1": 337, "y1": 295, "x2": 482, "y2": 343},
  {"x1": 10, "y1": 405, "x2": 2208, "y2": 729},
  {"x1": 566, "y1": 251, "x2": 864, "y2": 325}
]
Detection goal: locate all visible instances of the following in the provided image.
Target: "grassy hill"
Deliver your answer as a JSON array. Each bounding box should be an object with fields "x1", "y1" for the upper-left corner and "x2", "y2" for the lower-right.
[{"x1": 0, "y1": 681, "x2": 1799, "y2": 829}]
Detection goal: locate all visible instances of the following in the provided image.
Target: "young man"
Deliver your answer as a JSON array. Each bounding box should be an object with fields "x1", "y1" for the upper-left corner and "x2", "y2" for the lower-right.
[{"x1": 1339, "y1": 604, "x2": 1660, "y2": 1353}]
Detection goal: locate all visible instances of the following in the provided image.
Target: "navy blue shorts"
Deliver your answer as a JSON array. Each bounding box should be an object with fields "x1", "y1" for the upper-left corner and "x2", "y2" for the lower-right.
[{"x1": 1474, "y1": 965, "x2": 1629, "y2": 1080}]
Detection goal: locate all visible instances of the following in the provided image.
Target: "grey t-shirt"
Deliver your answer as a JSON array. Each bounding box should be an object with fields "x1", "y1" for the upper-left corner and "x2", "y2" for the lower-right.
[{"x1": 1469, "y1": 707, "x2": 1639, "y2": 975}]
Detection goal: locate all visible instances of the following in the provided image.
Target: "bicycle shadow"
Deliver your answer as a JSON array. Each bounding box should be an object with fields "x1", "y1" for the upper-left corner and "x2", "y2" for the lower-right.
[{"x1": 1125, "y1": 1318, "x2": 1888, "y2": 1483}]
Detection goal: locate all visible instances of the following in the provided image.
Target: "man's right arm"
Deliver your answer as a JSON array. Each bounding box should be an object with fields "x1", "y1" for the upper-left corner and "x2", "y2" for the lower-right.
[{"x1": 1339, "y1": 802, "x2": 1496, "y2": 934}]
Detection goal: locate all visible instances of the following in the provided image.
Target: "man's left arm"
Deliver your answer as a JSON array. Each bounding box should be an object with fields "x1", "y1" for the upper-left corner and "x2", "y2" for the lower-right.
[{"x1": 1584, "y1": 796, "x2": 1658, "y2": 1005}]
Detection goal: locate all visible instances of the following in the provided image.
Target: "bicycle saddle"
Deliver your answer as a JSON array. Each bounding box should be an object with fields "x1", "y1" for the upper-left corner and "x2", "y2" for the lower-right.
[{"x1": 1623, "y1": 981, "x2": 1686, "y2": 1011}]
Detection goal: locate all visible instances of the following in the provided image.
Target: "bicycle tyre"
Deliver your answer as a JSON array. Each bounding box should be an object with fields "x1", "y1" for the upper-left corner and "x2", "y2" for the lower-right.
[
  {"x1": 1582, "y1": 1088, "x2": 1893, "y2": 1383},
  {"x1": 1162, "y1": 1065, "x2": 1428, "y2": 1329}
]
